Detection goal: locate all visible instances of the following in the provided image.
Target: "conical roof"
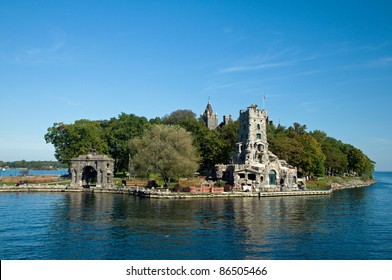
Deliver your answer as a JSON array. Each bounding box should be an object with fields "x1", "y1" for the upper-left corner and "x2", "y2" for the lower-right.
[{"x1": 204, "y1": 101, "x2": 214, "y2": 115}]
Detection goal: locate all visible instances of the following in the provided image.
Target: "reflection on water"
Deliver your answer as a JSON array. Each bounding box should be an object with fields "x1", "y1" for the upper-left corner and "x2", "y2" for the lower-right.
[{"x1": 0, "y1": 172, "x2": 392, "y2": 260}]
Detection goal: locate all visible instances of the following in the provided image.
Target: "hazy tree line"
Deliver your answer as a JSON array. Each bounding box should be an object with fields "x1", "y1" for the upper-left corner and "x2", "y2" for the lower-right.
[{"x1": 44, "y1": 110, "x2": 374, "y2": 179}]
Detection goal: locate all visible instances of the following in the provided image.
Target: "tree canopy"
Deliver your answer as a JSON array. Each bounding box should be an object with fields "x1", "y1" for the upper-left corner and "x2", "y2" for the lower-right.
[
  {"x1": 44, "y1": 114, "x2": 150, "y2": 170},
  {"x1": 44, "y1": 108, "x2": 375, "y2": 178},
  {"x1": 104, "y1": 113, "x2": 150, "y2": 173},
  {"x1": 44, "y1": 119, "x2": 109, "y2": 166},
  {"x1": 267, "y1": 123, "x2": 374, "y2": 177},
  {"x1": 129, "y1": 125, "x2": 200, "y2": 186}
]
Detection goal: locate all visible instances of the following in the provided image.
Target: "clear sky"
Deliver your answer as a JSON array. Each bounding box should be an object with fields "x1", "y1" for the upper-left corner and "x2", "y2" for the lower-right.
[{"x1": 1, "y1": 0, "x2": 391, "y2": 171}]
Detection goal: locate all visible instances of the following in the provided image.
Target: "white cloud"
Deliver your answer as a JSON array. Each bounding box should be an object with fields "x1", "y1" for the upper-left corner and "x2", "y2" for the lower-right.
[
  {"x1": 368, "y1": 56, "x2": 392, "y2": 67},
  {"x1": 372, "y1": 138, "x2": 392, "y2": 144},
  {"x1": 217, "y1": 47, "x2": 319, "y2": 74}
]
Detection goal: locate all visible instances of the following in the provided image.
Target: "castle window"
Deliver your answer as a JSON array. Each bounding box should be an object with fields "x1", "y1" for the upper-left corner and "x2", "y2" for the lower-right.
[
  {"x1": 239, "y1": 173, "x2": 246, "y2": 179},
  {"x1": 248, "y1": 174, "x2": 256, "y2": 180},
  {"x1": 257, "y1": 124, "x2": 261, "y2": 130},
  {"x1": 256, "y1": 133, "x2": 262, "y2": 140}
]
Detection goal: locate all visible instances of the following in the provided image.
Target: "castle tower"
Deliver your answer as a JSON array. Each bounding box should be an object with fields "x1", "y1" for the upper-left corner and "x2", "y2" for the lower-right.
[
  {"x1": 215, "y1": 103, "x2": 299, "y2": 192},
  {"x1": 201, "y1": 101, "x2": 218, "y2": 130},
  {"x1": 234, "y1": 104, "x2": 269, "y2": 165}
]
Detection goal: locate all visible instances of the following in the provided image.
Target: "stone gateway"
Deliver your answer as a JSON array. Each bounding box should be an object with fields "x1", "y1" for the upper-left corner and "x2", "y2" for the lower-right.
[
  {"x1": 70, "y1": 151, "x2": 114, "y2": 188},
  {"x1": 215, "y1": 104, "x2": 299, "y2": 192}
]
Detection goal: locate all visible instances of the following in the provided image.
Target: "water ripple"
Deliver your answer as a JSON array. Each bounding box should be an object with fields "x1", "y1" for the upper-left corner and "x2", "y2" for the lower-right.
[{"x1": 0, "y1": 172, "x2": 391, "y2": 259}]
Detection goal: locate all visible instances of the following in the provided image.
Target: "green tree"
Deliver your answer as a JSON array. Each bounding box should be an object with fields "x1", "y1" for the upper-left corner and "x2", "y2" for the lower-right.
[
  {"x1": 129, "y1": 125, "x2": 200, "y2": 186},
  {"x1": 160, "y1": 109, "x2": 240, "y2": 175},
  {"x1": 162, "y1": 109, "x2": 196, "y2": 125},
  {"x1": 269, "y1": 123, "x2": 326, "y2": 176},
  {"x1": 347, "y1": 147, "x2": 374, "y2": 176},
  {"x1": 44, "y1": 120, "x2": 108, "y2": 166},
  {"x1": 105, "y1": 113, "x2": 150, "y2": 174},
  {"x1": 217, "y1": 120, "x2": 240, "y2": 162},
  {"x1": 149, "y1": 117, "x2": 162, "y2": 125},
  {"x1": 310, "y1": 130, "x2": 348, "y2": 175},
  {"x1": 269, "y1": 134, "x2": 303, "y2": 167},
  {"x1": 296, "y1": 133, "x2": 326, "y2": 177}
]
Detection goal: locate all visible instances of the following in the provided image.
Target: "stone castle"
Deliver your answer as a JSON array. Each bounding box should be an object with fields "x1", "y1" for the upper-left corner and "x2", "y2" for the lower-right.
[
  {"x1": 211, "y1": 103, "x2": 299, "y2": 192},
  {"x1": 201, "y1": 101, "x2": 233, "y2": 130},
  {"x1": 68, "y1": 101, "x2": 299, "y2": 193}
]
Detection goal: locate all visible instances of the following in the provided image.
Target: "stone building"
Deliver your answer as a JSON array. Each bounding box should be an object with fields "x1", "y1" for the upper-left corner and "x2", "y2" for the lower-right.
[
  {"x1": 216, "y1": 104, "x2": 299, "y2": 192},
  {"x1": 201, "y1": 101, "x2": 219, "y2": 130},
  {"x1": 220, "y1": 114, "x2": 233, "y2": 128},
  {"x1": 70, "y1": 151, "x2": 114, "y2": 188}
]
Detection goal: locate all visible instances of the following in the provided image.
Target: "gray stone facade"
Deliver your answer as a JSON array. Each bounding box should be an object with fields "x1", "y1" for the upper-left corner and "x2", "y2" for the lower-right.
[
  {"x1": 201, "y1": 101, "x2": 219, "y2": 130},
  {"x1": 70, "y1": 151, "x2": 114, "y2": 188},
  {"x1": 216, "y1": 104, "x2": 299, "y2": 192}
]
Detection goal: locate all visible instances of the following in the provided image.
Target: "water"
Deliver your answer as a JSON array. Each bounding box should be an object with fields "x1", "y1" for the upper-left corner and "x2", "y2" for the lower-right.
[
  {"x1": 0, "y1": 169, "x2": 68, "y2": 177},
  {"x1": 0, "y1": 172, "x2": 391, "y2": 260}
]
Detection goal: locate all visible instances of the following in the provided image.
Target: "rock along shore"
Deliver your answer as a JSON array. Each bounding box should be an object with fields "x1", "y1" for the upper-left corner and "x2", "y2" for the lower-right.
[
  {"x1": 0, "y1": 178, "x2": 375, "y2": 198},
  {"x1": 330, "y1": 178, "x2": 376, "y2": 191}
]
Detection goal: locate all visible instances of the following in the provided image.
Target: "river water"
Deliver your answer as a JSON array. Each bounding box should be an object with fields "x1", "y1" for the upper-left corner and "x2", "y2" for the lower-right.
[
  {"x1": 0, "y1": 169, "x2": 68, "y2": 177},
  {"x1": 0, "y1": 172, "x2": 391, "y2": 260}
]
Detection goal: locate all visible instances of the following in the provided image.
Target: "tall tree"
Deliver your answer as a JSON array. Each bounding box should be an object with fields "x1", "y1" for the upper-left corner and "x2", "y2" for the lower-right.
[
  {"x1": 105, "y1": 113, "x2": 150, "y2": 174},
  {"x1": 162, "y1": 109, "x2": 196, "y2": 125},
  {"x1": 347, "y1": 147, "x2": 374, "y2": 176},
  {"x1": 44, "y1": 120, "x2": 108, "y2": 166},
  {"x1": 129, "y1": 125, "x2": 200, "y2": 186},
  {"x1": 310, "y1": 130, "x2": 348, "y2": 175},
  {"x1": 296, "y1": 133, "x2": 326, "y2": 177}
]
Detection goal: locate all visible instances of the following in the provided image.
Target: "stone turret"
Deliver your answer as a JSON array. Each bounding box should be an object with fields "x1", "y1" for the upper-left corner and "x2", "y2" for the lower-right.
[
  {"x1": 201, "y1": 101, "x2": 218, "y2": 130},
  {"x1": 234, "y1": 104, "x2": 269, "y2": 165}
]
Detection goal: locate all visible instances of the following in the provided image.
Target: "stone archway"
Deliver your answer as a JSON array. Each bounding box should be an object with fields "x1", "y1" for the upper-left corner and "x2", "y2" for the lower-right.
[
  {"x1": 82, "y1": 166, "x2": 97, "y2": 187},
  {"x1": 70, "y1": 151, "x2": 114, "y2": 188}
]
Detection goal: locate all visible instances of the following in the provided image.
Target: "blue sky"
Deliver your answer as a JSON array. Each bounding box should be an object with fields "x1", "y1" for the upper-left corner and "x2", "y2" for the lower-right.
[{"x1": 0, "y1": 0, "x2": 391, "y2": 171}]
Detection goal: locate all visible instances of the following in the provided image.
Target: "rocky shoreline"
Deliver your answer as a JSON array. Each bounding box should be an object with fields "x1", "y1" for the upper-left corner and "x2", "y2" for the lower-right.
[{"x1": 329, "y1": 178, "x2": 376, "y2": 191}]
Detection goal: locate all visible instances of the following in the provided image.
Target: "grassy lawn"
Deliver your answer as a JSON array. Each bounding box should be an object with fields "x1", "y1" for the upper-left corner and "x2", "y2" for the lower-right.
[
  {"x1": 47, "y1": 180, "x2": 71, "y2": 186},
  {"x1": 1, "y1": 180, "x2": 71, "y2": 186}
]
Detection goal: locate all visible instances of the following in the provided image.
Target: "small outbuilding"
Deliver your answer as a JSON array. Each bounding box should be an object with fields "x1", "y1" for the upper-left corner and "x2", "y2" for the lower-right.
[{"x1": 70, "y1": 151, "x2": 114, "y2": 188}]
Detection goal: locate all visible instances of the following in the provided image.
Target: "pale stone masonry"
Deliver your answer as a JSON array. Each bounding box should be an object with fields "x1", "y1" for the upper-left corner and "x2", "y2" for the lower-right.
[{"x1": 216, "y1": 104, "x2": 299, "y2": 192}]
